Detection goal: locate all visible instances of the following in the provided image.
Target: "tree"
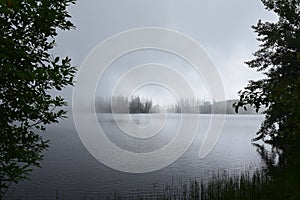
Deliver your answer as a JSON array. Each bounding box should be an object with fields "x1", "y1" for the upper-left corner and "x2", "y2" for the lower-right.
[
  {"x1": 235, "y1": 0, "x2": 300, "y2": 165},
  {"x1": 0, "y1": 0, "x2": 76, "y2": 197},
  {"x1": 129, "y1": 96, "x2": 141, "y2": 113},
  {"x1": 142, "y1": 99, "x2": 152, "y2": 113}
]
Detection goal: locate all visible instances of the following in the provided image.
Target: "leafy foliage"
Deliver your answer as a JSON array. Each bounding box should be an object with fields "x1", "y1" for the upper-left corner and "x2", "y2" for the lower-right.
[
  {"x1": 234, "y1": 0, "x2": 300, "y2": 165},
  {"x1": 0, "y1": 0, "x2": 76, "y2": 197}
]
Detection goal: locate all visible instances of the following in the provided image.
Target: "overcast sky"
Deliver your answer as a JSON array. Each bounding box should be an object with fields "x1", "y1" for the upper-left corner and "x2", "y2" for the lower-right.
[{"x1": 53, "y1": 0, "x2": 277, "y2": 106}]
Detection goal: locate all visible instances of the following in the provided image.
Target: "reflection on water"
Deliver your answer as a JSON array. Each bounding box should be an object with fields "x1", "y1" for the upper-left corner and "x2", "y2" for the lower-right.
[
  {"x1": 9, "y1": 114, "x2": 264, "y2": 200},
  {"x1": 130, "y1": 114, "x2": 152, "y2": 126}
]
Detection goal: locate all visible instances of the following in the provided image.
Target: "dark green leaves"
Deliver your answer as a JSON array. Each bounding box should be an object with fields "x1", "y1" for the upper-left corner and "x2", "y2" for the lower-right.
[
  {"x1": 235, "y1": 0, "x2": 300, "y2": 165},
  {"x1": 0, "y1": 0, "x2": 76, "y2": 197}
]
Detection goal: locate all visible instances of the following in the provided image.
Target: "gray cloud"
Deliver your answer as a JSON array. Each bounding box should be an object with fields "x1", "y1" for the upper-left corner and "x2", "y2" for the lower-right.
[{"x1": 53, "y1": 0, "x2": 277, "y2": 104}]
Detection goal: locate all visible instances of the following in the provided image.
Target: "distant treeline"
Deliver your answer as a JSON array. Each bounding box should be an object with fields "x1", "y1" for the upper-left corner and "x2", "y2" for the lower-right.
[
  {"x1": 96, "y1": 96, "x2": 159, "y2": 114},
  {"x1": 95, "y1": 96, "x2": 264, "y2": 114}
]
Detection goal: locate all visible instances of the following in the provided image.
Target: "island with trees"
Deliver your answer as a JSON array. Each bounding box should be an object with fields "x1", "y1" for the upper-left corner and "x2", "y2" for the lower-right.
[{"x1": 95, "y1": 95, "x2": 264, "y2": 114}]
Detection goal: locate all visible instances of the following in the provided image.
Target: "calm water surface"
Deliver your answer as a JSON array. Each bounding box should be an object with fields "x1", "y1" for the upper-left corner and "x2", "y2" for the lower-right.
[{"x1": 9, "y1": 114, "x2": 264, "y2": 199}]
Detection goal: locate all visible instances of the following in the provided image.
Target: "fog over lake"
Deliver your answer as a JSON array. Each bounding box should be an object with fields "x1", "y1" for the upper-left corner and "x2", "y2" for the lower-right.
[{"x1": 10, "y1": 114, "x2": 264, "y2": 200}]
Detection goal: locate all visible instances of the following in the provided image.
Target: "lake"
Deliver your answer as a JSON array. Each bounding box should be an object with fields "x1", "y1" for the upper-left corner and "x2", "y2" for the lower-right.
[{"x1": 8, "y1": 114, "x2": 264, "y2": 200}]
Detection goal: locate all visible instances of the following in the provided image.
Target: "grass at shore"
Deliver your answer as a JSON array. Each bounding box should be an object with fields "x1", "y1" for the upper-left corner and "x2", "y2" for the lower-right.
[
  {"x1": 103, "y1": 165, "x2": 299, "y2": 200},
  {"x1": 103, "y1": 170, "x2": 269, "y2": 200}
]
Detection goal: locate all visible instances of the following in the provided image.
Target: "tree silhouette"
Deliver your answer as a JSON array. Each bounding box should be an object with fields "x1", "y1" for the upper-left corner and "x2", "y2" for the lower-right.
[
  {"x1": 235, "y1": 0, "x2": 300, "y2": 165},
  {"x1": 0, "y1": 0, "x2": 76, "y2": 197},
  {"x1": 129, "y1": 96, "x2": 153, "y2": 113}
]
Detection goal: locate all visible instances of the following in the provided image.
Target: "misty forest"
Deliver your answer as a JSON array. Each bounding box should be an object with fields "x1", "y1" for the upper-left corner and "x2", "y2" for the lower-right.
[{"x1": 95, "y1": 96, "x2": 261, "y2": 114}]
